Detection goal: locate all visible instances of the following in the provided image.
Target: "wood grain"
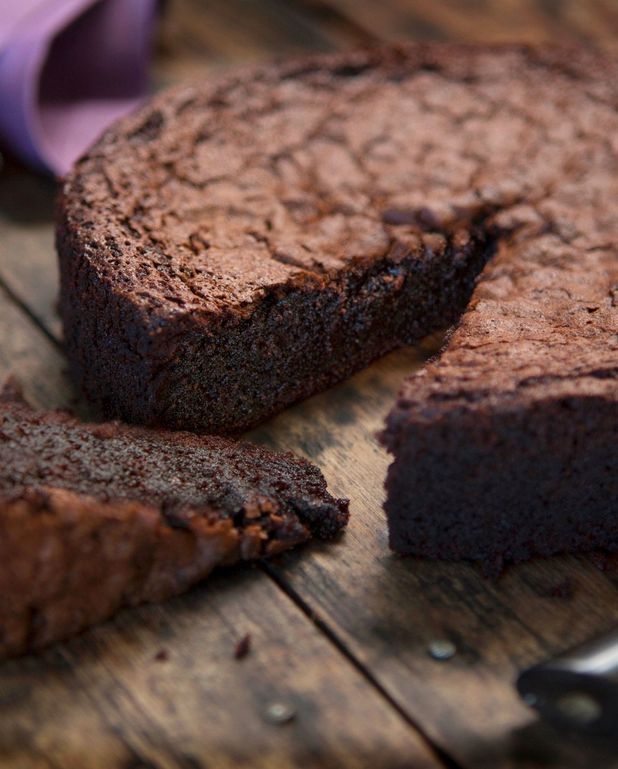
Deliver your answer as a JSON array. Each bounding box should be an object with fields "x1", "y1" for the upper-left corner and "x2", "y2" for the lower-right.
[
  {"x1": 0, "y1": 161, "x2": 59, "y2": 336},
  {"x1": 0, "y1": 575, "x2": 441, "y2": 769},
  {"x1": 153, "y1": 0, "x2": 369, "y2": 84},
  {"x1": 0, "y1": 282, "x2": 67, "y2": 409},
  {"x1": 293, "y1": 0, "x2": 618, "y2": 47}
]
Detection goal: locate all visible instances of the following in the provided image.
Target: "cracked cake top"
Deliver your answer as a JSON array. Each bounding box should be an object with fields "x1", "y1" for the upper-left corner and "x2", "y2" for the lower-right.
[{"x1": 60, "y1": 46, "x2": 615, "y2": 308}]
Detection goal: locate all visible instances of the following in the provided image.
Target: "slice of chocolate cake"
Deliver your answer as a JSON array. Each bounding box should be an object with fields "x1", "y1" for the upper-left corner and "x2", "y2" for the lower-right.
[
  {"x1": 57, "y1": 43, "x2": 617, "y2": 568},
  {"x1": 0, "y1": 384, "x2": 347, "y2": 658}
]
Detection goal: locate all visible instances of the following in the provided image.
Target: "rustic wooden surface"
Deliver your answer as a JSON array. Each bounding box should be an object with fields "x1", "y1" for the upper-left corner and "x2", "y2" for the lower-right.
[{"x1": 1, "y1": 2, "x2": 618, "y2": 768}]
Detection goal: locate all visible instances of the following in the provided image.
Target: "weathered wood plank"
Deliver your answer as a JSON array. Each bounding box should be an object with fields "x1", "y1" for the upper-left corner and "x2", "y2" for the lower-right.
[
  {"x1": 0, "y1": 573, "x2": 443, "y2": 769},
  {"x1": 0, "y1": 161, "x2": 59, "y2": 336},
  {"x1": 0, "y1": 295, "x2": 442, "y2": 769},
  {"x1": 296, "y1": 0, "x2": 618, "y2": 46},
  {"x1": 0, "y1": 283, "x2": 68, "y2": 408},
  {"x1": 154, "y1": 0, "x2": 369, "y2": 85}
]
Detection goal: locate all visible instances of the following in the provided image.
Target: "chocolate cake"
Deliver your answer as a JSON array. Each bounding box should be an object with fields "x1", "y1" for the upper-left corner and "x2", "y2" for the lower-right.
[
  {"x1": 0, "y1": 383, "x2": 347, "y2": 658},
  {"x1": 57, "y1": 44, "x2": 617, "y2": 567}
]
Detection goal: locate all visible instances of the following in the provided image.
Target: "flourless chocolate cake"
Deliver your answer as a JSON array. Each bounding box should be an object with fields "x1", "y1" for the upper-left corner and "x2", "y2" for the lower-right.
[
  {"x1": 57, "y1": 44, "x2": 617, "y2": 569},
  {"x1": 0, "y1": 383, "x2": 347, "y2": 658}
]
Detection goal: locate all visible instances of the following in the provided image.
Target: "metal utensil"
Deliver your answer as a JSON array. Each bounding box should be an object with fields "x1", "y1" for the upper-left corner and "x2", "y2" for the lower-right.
[{"x1": 517, "y1": 627, "x2": 618, "y2": 737}]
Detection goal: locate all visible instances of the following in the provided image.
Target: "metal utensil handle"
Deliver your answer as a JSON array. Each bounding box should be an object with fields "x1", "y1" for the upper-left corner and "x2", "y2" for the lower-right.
[{"x1": 517, "y1": 627, "x2": 618, "y2": 736}]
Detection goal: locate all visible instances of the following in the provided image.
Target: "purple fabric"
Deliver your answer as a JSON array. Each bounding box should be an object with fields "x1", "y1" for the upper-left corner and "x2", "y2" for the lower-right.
[{"x1": 0, "y1": 0, "x2": 157, "y2": 175}]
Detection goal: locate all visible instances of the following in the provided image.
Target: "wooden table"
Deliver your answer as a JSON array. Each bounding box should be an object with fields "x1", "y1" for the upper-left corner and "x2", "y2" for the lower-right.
[{"x1": 1, "y1": 2, "x2": 617, "y2": 767}]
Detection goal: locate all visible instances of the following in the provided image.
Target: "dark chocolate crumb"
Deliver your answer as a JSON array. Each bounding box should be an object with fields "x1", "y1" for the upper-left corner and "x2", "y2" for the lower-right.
[
  {"x1": 547, "y1": 578, "x2": 575, "y2": 600},
  {"x1": 234, "y1": 633, "x2": 251, "y2": 660}
]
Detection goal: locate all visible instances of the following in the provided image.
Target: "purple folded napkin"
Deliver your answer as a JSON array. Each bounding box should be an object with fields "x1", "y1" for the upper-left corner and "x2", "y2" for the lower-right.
[{"x1": 0, "y1": 0, "x2": 157, "y2": 175}]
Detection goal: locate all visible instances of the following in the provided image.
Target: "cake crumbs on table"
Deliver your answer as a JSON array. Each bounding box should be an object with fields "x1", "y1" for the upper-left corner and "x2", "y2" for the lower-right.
[
  {"x1": 234, "y1": 633, "x2": 252, "y2": 660},
  {"x1": 547, "y1": 578, "x2": 575, "y2": 600}
]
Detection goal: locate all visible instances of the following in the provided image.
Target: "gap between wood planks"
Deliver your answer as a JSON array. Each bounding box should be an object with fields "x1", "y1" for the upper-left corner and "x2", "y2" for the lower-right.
[
  {"x1": 0, "y1": 272, "x2": 59, "y2": 350},
  {"x1": 263, "y1": 561, "x2": 462, "y2": 769}
]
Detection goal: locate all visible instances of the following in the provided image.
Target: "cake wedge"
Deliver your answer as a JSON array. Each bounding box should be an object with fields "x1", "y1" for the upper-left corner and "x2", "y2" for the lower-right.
[{"x1": 0, "y1": 383, "x2": 347, "y2": 658}]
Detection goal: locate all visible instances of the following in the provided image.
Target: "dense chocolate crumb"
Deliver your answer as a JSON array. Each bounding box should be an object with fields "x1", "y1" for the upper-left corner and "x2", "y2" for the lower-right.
[
  {"x1": 547, "y1": 580, "x2": 575, "y2": 600},
  {"x1": 234, "y1": 633, "x2": 252, "y2": 660},
  {"x1": 57, "y1": 44, "x2": 617, "y2": 569},
  {"x1": 0, "y1": 386, "x2": 347, "y2": 659}
]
